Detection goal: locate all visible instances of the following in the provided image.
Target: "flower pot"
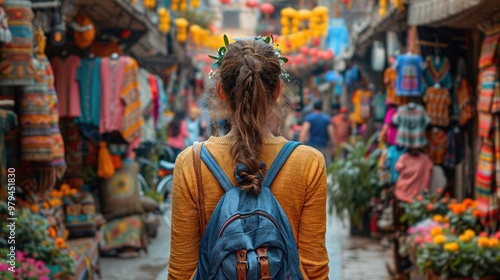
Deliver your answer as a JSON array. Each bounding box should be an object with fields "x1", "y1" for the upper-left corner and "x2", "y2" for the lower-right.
[{"x1": 349, "y1": 210, "x2": 371, "y2": 237}]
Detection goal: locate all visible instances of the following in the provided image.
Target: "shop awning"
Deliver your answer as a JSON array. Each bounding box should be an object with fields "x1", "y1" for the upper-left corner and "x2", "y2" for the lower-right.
[
  {"x1": 351, "y1": 4, "x2": 407, "y2": 56},
  {"x1": 408, "y1": 0, "x2": 500, "y2": 29}
]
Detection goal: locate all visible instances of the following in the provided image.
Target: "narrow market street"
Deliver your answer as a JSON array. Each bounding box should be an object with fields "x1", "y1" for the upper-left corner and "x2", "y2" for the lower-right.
[{"x1": 100, "y1": 203, "x2": 389, "y2": 280}]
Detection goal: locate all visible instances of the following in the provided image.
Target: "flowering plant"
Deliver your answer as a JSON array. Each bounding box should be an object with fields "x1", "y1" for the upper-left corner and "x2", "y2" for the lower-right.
[
  {"x1": 446, "y1": 198, "x2": 482, "y2": 235},
  {"x1": 400, "y1": 189, "x2": 450, "y2": 225},
  {"x1": 416, "y1": 229, "x2": 500, "y2": 278},
  {"x1": 0, "y1": 250, "x2": 50, "y2": 280}
]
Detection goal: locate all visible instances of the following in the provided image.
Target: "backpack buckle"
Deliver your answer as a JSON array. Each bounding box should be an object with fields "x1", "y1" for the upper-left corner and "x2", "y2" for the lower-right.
[
  {"x1": 258, "y1": 256, "x2": 269, "y2": 263},
  {"x1": 236, "y1": 260, "x2": 249, "y2": 270}
]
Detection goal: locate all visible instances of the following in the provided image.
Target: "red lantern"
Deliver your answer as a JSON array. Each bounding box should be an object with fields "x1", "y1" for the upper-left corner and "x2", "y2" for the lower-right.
[
  {"x1": 311, "y1": 57, "x2": 318, "y2": 64},
  {"x1": 220, "y1": 0, "x2": 231, "y2": 5},
  {"x1": 313, "y1": 37, "x2": 320, "y2": 46},
  {"x1": 341, "y1": 0, "x2": 350, "y2": 3},
  {"x1": 325, "y1": 49, "x2": 334, "y2": 60},
  {"x1": 259, "y1": 3, "x2": 275, "y2": 15},
  {"x1": 309, "y1": 48, "x2": 319, "y2": 57},
  {"x1": 245, "y1": 0, "x2": 258, "y2": 9},
  {"x1": 300, "y1": 46, "x2": 309, "y2": 55}
]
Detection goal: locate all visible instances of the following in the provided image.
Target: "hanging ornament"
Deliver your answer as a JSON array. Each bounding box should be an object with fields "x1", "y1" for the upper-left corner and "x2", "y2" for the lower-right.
[
  {"x1": 158, "y1": 7, "x2": 170, "y2": 33},
  {"x1": 245, "y1": 0, "x2": 258, "y2": 9},
  {"x1": 191, "y1": 0, "x2": 200, "y2": 8},
  {"x1": 379, "y1": 0, "x2": 387, "y2": 17},
  {"x1": 180, "y1": 1, "x2": 187, "y2": 11},
  {"x1": 220, "y1": 0, "x2": 231, "y2": 4},
  {"x1": 71, "y1": 13, "x2": 95, "y2": 49},
  {"x1": 120, "y1": 29, "x2": 132, "y2": 39},
  {"x1": 260, "y1": 3, "x2": 274, "y2": 21},
  {"x1": 50, "y1": 9, "x2": 66, "y2": 47},
  {"x1": 172, "y1": 0, "x2": 180, "y2": 12},
  {"x1": 144, "y1": 0, "x2": 156, "y2": 10},
  {"x1": 175, "y1": 18, "x2": 189, "y2": 42}
]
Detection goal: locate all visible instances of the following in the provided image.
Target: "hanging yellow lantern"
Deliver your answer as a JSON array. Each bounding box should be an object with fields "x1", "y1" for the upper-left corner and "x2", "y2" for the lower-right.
[
  {"x1": 144, "y1": 0, "x2": 156, "y2": 9},
  {"x1": 191, "y1": 0, "x2": 200, "y2": 8},
  {"x1": 391, "y1": 0, "x2": 403, "y2": 9},
  {"x1": 180, "y1": 0, "x2": 187, "y2": 11},
  {"x1": 379, "y1": 0, "x2": 387, "y2": 16},
  {"x1": 175, "y1": 18, "x2": 189, "y2": 42},
  {"x1": 281, "y1": 27, "x2": 290, "y2": 36},
  {"x1": 172, "y1": 0, "x2": 180, "y2": 12},
  {"x1": 280, "y1": 17, "x2": 290, "y2": 27},
  {"x1": 298, "y1": 9, "x2": 311, "y2": 21},
  {"x1": 158, "y1": 7, "x2": 171, "y2": 33}
]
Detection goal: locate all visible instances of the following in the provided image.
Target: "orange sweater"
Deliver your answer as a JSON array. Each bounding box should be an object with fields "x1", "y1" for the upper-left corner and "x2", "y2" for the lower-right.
[{"x1": 168, "y1": 136, "x2": 330, "y2": 279}]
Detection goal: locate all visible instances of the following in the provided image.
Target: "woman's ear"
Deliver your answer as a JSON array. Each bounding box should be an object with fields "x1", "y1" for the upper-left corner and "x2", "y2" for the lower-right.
[
  {"x1": 274, "y1": 80, "x2": 283, "y2": 100},
  {"x1": 216, "y1": 80, "x2": 226, "y2": 101}
]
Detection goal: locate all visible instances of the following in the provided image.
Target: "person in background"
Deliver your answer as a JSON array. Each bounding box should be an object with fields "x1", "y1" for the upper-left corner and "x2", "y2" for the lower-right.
[
  {"x1": 167, "y1": 110, "x2": 189, "y2": 161},
  {"x1": 299, "y1": 99, "x2": 335, "y2": 165},
  {"x1": 185, "y1": 105, "x2": 206, "y2": 147},
  {"x1": 331, "y1": 106, "x2": 351, "y2": 153}
]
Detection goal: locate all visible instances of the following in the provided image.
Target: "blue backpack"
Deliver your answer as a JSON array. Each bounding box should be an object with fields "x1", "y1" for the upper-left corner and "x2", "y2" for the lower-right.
[{"x1": 193, "y1": 141, "x2": 304, "y2": 280}]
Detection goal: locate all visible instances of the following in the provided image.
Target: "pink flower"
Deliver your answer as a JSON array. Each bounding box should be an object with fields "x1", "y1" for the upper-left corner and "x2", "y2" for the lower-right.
[
  {"x1": 34, "y1": 261, "x2": 46, "y2": 273},
  {"x1": 16, "y1": 251, "x2": 25, "y2": 262},
  {"x1": 26, "y1": 258, "x2": 35, "y2": 265},
  {"x1": 480, "y1": 231, "x2": 488, "y2": 237},
  {"x1": 494, "y1": 231, "x2": 500, "y2": 239},
  {"x1": 0, "y1": 263, "x2": 9, "y2": 271},
  {"x1": 40, "y1": 276, "x2": 49, "y2": 280},
  {"x1": 408, "y1": 228, "x2": 415, "y2": 234},
  {"x1": 424, "y1": 235, "x2": 433, "y2": 243},
  {"x1": 414, "y1": 236, "x2": 423, "y2": 244},
  {"x1": 27, "y1": 271, "x2": 35, "y2": 278}
]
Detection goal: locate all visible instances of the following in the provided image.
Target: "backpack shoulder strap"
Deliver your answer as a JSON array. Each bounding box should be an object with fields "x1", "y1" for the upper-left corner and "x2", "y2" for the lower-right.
[
  {"x1": 193, "y1": 142, "x2": 206, "y2": 236},
  {"x1": 200, "y1": 145, "x2": 234, "y2": 192},
  {"x1": 262, "y1": 141, "x2": 302, "y2": 187}
]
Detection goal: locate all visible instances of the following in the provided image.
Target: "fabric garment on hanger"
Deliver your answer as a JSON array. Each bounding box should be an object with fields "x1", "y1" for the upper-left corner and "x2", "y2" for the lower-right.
[
  {"x1": 373, "y1": 92, "x2": 386, "y2": 122},
  {"x1": 383, "y1": 106, "x2": 398, "y2": 146},
  {"x1": 139, "y1": 68, "x2": 156, "y2": 142},
  {"x1": 76, "y1": 57, "x2": 102, "y2": 127},
  {"x1": 51, "y1": 55, "x2": 81, "y2": 118},
  {"x1": 0, "y1": 109, "x2": 17, "y2": 190},
  {"x1": 475, "y1": 138, "x2": 497, "y2": 222},
  {"x1": 0, "y1": 0, "x2": 34, "y2": 86},
  {"x1": 423, "y1": 56, "x2": 452, "y2": 89},
  {"x1": 477, "y1": 66, "x2": 497, "y2": 113},
  {"x1": 350, "y1": 89, "x2": 372, "y2": 124},
  {"x1": 120, "y1": 57, "x2": 143, "y2": 156},
  {"x1": 386, "y1": 145, "x2": 407, "y2": 184},
  {"x1": 423, "y1": 87, "x2": 452, "y2": 127},
  {"x1": 426, "y1": 128, "x2": 448, "y2": 164},
  {"x1": 395, "y1": 54, "x2": 423, "y2": 97},
  {"x1": 393, "y1": 103, "x2": 430, "y2": 149},
  {"x1": 455, "y1": 78, "x2": 475, "y2": 125},
  {"x1": 383, "y1": 67, "x2": 407, "y2": 106},
  {"x1": 444, "y1": 126, "x2": 464, "y2": 169},
  {"x1": 395, "y1": 152, "x2": 433, "y2": 203},
  {"x1": 479, "y1": 31, "x2": 500, "y2": 70},
  {"x1": 99, "y1": 56, "x2": 126, "y2": 134}
]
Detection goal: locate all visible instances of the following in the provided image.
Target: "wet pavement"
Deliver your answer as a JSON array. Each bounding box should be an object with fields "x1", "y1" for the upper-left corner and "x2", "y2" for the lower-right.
[{"x1": 100, "y1": 205, "x2": 390, "y2": 280}]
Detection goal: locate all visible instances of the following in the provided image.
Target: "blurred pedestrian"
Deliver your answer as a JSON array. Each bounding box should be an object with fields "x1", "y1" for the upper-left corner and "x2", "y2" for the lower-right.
[
  {"x1": 167, "y1": 110, "x2": 189, "y2": 161},
  {"x1": 331, "y1": 106, "x2": 351, "y2": 153},
  {"x1": 299, "y1": 99, "x2": 335, "y2": 165},
  {"x1": 185, "y1": 105, "x2": 206, "y2": 147}
]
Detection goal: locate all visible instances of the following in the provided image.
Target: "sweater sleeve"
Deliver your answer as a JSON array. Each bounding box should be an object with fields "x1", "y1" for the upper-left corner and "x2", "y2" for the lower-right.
[
  {"x1": 298, "y1": 151, "x2": 330, "y2": 279},
  {"x1": 168, "y1": 149, "x2": 200, "y2": 280}
]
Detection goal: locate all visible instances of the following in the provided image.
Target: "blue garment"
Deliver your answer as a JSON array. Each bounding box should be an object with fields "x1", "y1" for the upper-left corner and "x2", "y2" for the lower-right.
[
  {"x1": 305, "y1": 112, "x2": 331, "y2": 148},
  {"x1": 395, "y1": 54, "x2": 423, "y2": 97},
  {"x1": 326, "y1": 71, "x2": 344, "y2": 96},
  {"x1": 76, "y1": 58, "x2": 102, "y2": 127},
  {"x1": 326, "y1": 18, "x2": 349, "y2": 56},
  {"x1": 185, "y1": 117, "x2": 200, "y2": 147},
  {"x1": 373, "y1": 93, "x2": 387, "y2": 122},
  {"x1": 386, "y1": 145, "x2": 407, "y2": 184},
  {"x1": 156, "y1": 75, "x2": 167, "y2": 130},
  {"x1": 194, "y1": 142, "x2": 304, "y2": 280}
]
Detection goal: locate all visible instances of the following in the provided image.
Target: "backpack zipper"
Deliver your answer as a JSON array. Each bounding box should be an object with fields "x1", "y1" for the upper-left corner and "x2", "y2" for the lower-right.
[{"x1": 218, "y1": 210, "x2": 280, "y2": 238}]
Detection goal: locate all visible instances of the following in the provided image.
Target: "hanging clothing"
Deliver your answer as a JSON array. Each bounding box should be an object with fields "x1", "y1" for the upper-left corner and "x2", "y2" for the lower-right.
[
  {"x1": 0, "y1": 109, "x2": 17, "y2": 190},
  {"x1": 185, "y1": 117, "x2": 201, "y2": 147},
  {"x1": 120, "y1": 57, "x2": 143, "y2": 153},
  {"x1": 373, "y1": 93, "x2": 386, "y2": 122},
  {"x1": 386, "y1": 145, "x2": 407, "y2": 184},
  {"x1": 394, "y1": 152, "x2": 433, "y2": 203},
  {"x1": 477, "y1": 66, "x2": 497, "y2": 113},
  {"x1": 156, "y1": 75, "x2": 167, "y2": 130},
  {"x1": 476, "y1": 138, "x2": 497, "y2": 221},
  {"x1": 422, "y1": 56, "x2": 452, "y2": 89},
  {"x1": 478, "y1": 112, "x2": 493, "y2": 138},
  {"x1": 51, "y1": 55, "x2": 81, "y2": 118},
  {"x1": 99, "y1": 56, "x2": 126, "y2": 134},
  {"x1": 331, "y1": 113, "x2": 351, "y2": 146},
  {"x1": 395, "y1": 54, "x2": 423, "y2": 97},
  {"x1": 479, "y1": 32, "x2": 500, "y2": 70},
  {"x1": 0, "y1": 0, "x2": 34, "y2": 86},
  {"x1": 383, "y1": 67, "x2": 407, "y2": 106},
  {"x1": 350, "y1": 89, "x2": 372, "y2": 124},
  {"x1": 423, "y1": 87, "x2": 452, "y2": 127},
  {"x1": 138, "y1": 68, "x2": 156, "y2": 142},
  {"x1": 393, "y1": 104, "x2": 430, "y2": 149},
  {"x1": 20, "y1": 57, "x2": 53, "y2": 162},
  {"x1": 0, "y1": 5, "x2": 12, "y2": 43},
  {"x1": 426, "y1": 129, "x2": 448, "y2": 165},
  {"x1": 76, "y1": 57, "x2": 102, "y2": 127},
  {"x1": 444, "y1": 126, "x2": 464, "y2": 169},
  {"x1": 150, "y1": 74, "x2": 160, "y2": 127},
  {"x1": 455, "y1": 78, "x2": 475, "y2": 125},
  {"x1": 429, "y1": 165, "x2": 447, "y2": 194},
  {"x1": 382, "y1": 107, "x2": 398, "y2": 146}
]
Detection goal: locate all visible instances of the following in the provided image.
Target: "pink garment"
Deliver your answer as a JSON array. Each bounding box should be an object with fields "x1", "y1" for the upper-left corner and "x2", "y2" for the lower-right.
[
  {"x1": 385, "y1": 107, "x2": 398, "y2": 145},
  {"x1": 51, "y1": 55, "x2": 81, "y2": 117},
  {"x1": 167, "y1": 120, "x2": 189, "y2": 149},
  {"x1": 149, "y1": 74, "x2": 160, "y2": 126},
  {"x1": 99, "y1": 57, "x2": 126, "y2": 134},
  {"x1": 394, "y1": 152, "x2": 433, "y2": 202}
]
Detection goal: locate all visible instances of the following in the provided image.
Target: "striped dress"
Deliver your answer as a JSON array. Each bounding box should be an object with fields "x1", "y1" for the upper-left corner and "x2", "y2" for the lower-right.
[{"x1": 120, "y1": 57, "x2": 143, "y2": 153}]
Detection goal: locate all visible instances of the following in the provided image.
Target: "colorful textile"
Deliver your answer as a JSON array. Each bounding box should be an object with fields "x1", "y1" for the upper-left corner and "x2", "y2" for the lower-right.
[
  {"x1": 139, "y1": 68, "x2": 156, "y2": 142},
  {"x1": 423, "y1": 56, "x2": 452, "y2": 89},
  {"x1": 351, "y1": 89, "x2": 372, "y2": 124},
  {"x1": 426, "y1": 129, "x2": 448, "y2": 165},
  {"x1": 66, "y1": 235, "x2": 100, "y2": 280},
  {"x1": 0, "y1": 0, "x2": 34, "y2": 86},
  {"x1": 76, "y1": 57, "x2": 102, "y2": 127},
  {"x1": 373, "y1": 93, "x2": 386, "y2": 122},
  {"x1": 477, "y1": 66, "x2": 497, "y2": 113},
  {"x1": 384, "y1": 107, "x2": 398, "y2": 145},
  {"x1": 455, "y1": 78, "x2": 475, "y2": 125},
  {"x1": 386, "y1": 145, "x2": 407, "y2": 184},
  {"x1": 395, "y1": 152, "x2": 433, "y2": 203},
  {"x1": 100, "y1": 214, "x2": 144, "y2": 252},
  {"x1": 51, "y1": 55, "x2": 81, "y2": 117},
  {"x1": 120, "y1": 57, "x2": 143, "y2": 150},
  {"x1": 393, "y1": 104, "x2": 431, "y2": 149},
  {"x1": 495, "y1": 116, "x2": 500, "y2": 194},
  {"x1": 20, "y1": 57, "x2": 52, "y2": 162},
  {"x1": 59, "y1": 117, "x2": 84, "y2": 189},
  {"x1": 395, "y1": 54, "x2": 423, "y2": 96},
  {"x1": 63, "y1": 192, "x2": 97, "y2": 238},
  {"x1": 156, "y1": 75, "x2": 167, "y2": 130},
  {"x1": 478, "y1": 112, "x2": 493, "y2": 138},
  {"x1": 0, "y1": 109, "x2": 17, "y2": 190},
  {"x1": 491, "y1": 81, "x2": 500, "y2": 113},
  {"x1": 150, "y1": 74, "x2": 160, "y2": 126},
  {"x1": 0, "y1": 6, "x2": 12, "y2": 43},
  {"x1": 423, "y1": 87, "x2": 452, "y2": 127},
  {"x1": 383, "y1": 67, "x2": 407, "y2": 106},
  {"x1": 479, "y1": 32, "x2": 500, "y2": 70},
  {"x1": 99, "y1": 57, "x2": 126, "y2": 134},
  {"x1": 475, "y1": 138, "x2": 496, "y2": 219}
]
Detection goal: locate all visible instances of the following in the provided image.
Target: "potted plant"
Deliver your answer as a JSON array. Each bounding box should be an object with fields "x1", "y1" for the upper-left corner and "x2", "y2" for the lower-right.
[
  {"x1": 416, "y1": 226, "x2": 500, "y2": 279},
  {"x1": 327, "y1": 135, "x2": 381, "y2": 236},
  {"x1": 400, "y1": 190, "x2": 450, "y2": 226}
]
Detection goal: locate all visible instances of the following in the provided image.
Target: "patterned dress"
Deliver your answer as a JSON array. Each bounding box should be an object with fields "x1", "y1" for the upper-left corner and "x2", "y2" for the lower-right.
[{"x1": 393, "y1": 104, "x2": 431, "y2": 149}]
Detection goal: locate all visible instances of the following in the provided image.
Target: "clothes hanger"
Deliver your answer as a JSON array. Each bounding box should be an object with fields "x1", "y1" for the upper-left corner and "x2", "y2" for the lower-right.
[
  {"x1": 110, "y1": 52, "x2": 120, "y2": 60},
  {"x1": 408, "y1": 102, "x2": 416, "y2": 109}
]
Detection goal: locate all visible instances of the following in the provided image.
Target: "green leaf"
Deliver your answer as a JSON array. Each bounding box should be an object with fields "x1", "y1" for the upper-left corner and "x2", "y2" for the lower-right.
[
  {"x1": 208, "y1": 55, "x2": 218, "y2": 60},
  {"x1": 264, "y1": 36, "x2": 271, "y2": 44},
  {"x1": 281, "y1": 57, "x2": 289, "y2": 63},
  {"x1": 224, "y1": 34, "x2": 229, "y2": 46}
]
